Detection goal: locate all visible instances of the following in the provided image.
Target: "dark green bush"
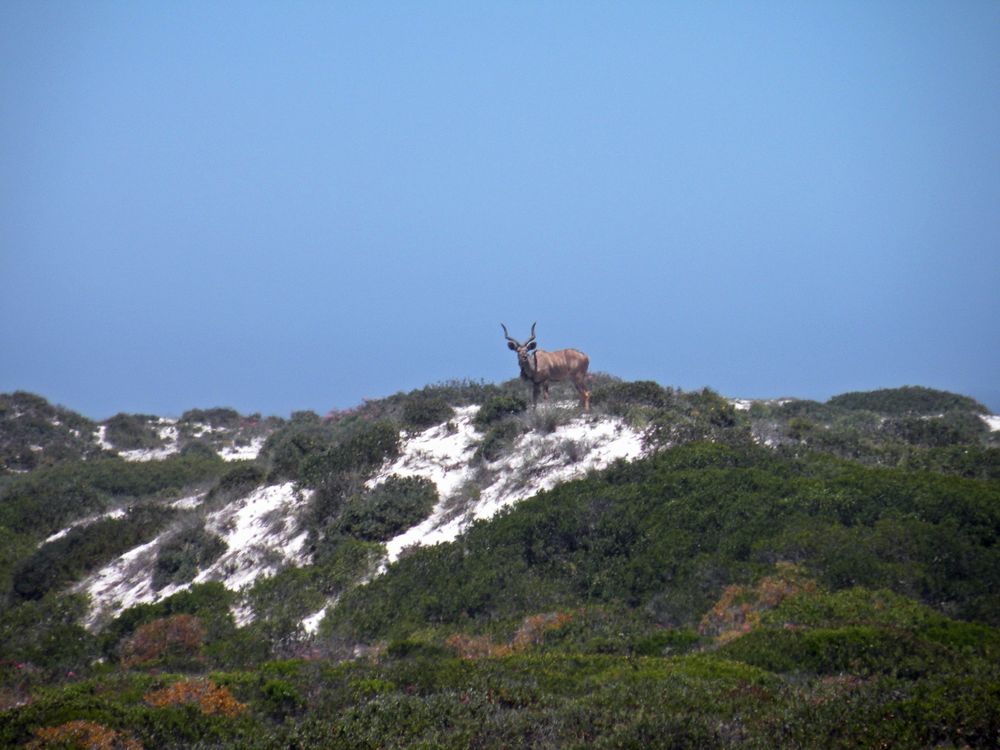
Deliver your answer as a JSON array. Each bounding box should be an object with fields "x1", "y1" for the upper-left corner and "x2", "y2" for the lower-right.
[
  {"x1": 0, "y1": 593, "x2": 97, "y2": 675},
  {"x1": 473, "y1": 395, "x2": 527, "y2": 429},
  {"x1": 473, "y1": 419, "x2": 524, "y2": 463},
  {"x1": 0, "y1": 391, "x2": 100, "y2": 473},
  {"x1": 12, "y1": 505, "x2": 175, "y2": 601},
  {"x1": 102, "y1": 413, "x2": 163, "y2": 451},
  {"x1": 401, "y1": 395, "x2": 453, "y2": 430},
  {"x1": 829, "y1": 386, "x2": 987, "y2": 415},
  {"x1": 0, "y1": 452, "x2": 225, "y2": 538},
  {"x1": 591, "y1": 380, "x2": 672, "y2": 415},
  {"x1": 151, "y1": 523, "x2": 227, "y2": 590},
  {"x1": 337, "y1": 475, "x2": 438, "y2": 542},
  {"x1": 299, "y1": 421, "x2": 400, "y2": 488},
  {"x1": 209, "y1": 463, "x2": 267, "y2": 500},
  {"x1": 719, "y1": 625, "x2": 953, "y2": 677},
  {"x1": 261, "y1": 421, "x2": 339, "y2": 481},
  {"x1": 179, "y1": 407, "x2": 242, "y2": 428},
  {"x1": 883, "y1": 410, "x2": 988, "y2": 447}
]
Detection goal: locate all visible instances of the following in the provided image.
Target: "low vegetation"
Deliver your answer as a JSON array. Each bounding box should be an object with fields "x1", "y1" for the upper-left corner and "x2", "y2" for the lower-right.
[{"x1": 0, "y1": 384, "x2": 997, "y2": 746}]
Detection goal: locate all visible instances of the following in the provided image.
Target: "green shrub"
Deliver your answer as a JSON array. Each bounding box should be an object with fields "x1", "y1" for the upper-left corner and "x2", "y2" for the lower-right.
[
  {"x1": 829, "y1": 386, "x2": 987, "y2": 415},
  {"x1": 299, "y1": 421, "x2": 400, "y2": 488},
  {"x1": 179, "y1": 407, "x2": 242, "y2": 429},
  {"x1": 337, "y1": 475, "x2": 438, "y2": 542},
  {"x1": 102, "y1": 583, "x2": 239, "y2": 665},
  {"x1": 591, "y1": 380, "x2": 672, "y2": 415},
  {"x1": 473, "y1": 420, "x2": 524, "y2": 463},
  {"x1": 261, "y1": 421, "x2": 339, "y2": 481},
  {"x1": 719, "y1": 625, "x2": 953, "y2": 677},
  {"x1": 208, "y1": 463, "x2": 267, "y2": 500},
  {"x1": 473, "y1": 395, "x2": 527, "y2": 429},
  {"x1": 0, "y1": 594, "x2": 97, "y2": 675},
  {"x1": 401, "y1": 395, "x2": 453, "y2": 430},
  {"x1": 102, "y1": 414, "x2": 163, "y2": 451},
  {"x1": 883, "y1": 411, "x2": 988, "y2": 447},
  {"x1": 12, "y1": 505, "x2": 175, "y2": 601},
  {"x1": 151, "y1": 524, "x2": 227, "y2": 591},
  {"x1": 0, "y1": 392, "x2": 100, "y2": 473}
]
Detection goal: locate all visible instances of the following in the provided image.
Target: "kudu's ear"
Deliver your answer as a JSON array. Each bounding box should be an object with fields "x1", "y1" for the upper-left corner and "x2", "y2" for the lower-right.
[
  {"x1": 507, "y1": 341, "x2": 518, "y2": 351},
  {"x1": 526, "y1": 342, "x2": 537, "y2": 351}
]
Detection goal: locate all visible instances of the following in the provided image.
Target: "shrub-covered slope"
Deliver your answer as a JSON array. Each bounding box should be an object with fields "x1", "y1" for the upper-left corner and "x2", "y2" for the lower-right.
[
  {"x1": 326, "y1": 441, "x2": 1000, "y2": 642},
  {"x1": 1, "y1": 381, "x2": 999, "y2": 748}
]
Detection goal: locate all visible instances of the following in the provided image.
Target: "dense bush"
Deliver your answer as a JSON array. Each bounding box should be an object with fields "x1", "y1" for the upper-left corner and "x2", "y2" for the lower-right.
[
  {"x1": 261, "y1": 412, "x2": 396, "y2": 484},
  {"x1": 337, "y1": 476, "x2": 438, "y2": 542},
  {"x1": 883, "y1": 410, "x2": 988, "y2": 447},
  {"x1": 474, "y1": 419, "x2": 525, "y2": 463},
  {"x1": 300, "y1": 421, "x2": 400, "y2": 491},
  {"x1": 401, "y1": 394, "x2": 453, "y2": 430},
  {"x1": 179, "y1": 407, "x2": 242, "y2": 429},
  {"x1": 102, "y1": 413, "x2": 163, "y2": 451},
  {"x1": 207, "y1": 463, "x2": 267, "y2": 502},
  {"x1": 151, "y1": 523, "x2": 227, "y2": 591},
  {"x1": 261, "y1": 419, "x2": 340, "y2": 482},
  {"x1": 12, "y1": 506, "x2": 175, "y2": 601},
  {"x1": 0, "y1": 452, "x2": 226, "y2": 538},
  {"x1": 0, "y1": 594, "x2": 97, "y2": 675},
  {"x1": 120, "y1": 613, "x2": 206, "y2": 669},
  {"x1": 99, "y1": 583, "x2": 266, "y2": 669},
  {"x1": 591, "y1": 380, "x2": 672, "y2": 415},
  {"x1": 2, "y1": 634, "x2": 997, "y2": 748},
  {"x1": 0, "y1": 391, "x2": 100, "y2": 473},
  {"x1": 473, "y1": 395, "x2": 527, "y2": 429},
  {"x1": 828, "y1": 386, "x2": 987, "y2": 415}
]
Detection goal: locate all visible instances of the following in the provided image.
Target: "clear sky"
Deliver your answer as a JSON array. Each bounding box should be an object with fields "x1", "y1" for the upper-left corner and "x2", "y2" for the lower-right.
[{"x1": 2, "y1": 2, "x2": 999, "y2": 418}]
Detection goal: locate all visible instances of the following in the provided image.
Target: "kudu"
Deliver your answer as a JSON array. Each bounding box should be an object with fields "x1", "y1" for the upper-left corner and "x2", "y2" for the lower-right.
[{"x1": 501, "y1": 323, "x2": 591, "y2": 410}]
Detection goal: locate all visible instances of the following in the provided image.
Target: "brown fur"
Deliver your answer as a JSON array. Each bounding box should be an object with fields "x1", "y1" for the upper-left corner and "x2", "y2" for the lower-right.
[{"x1": 502, "y1": 324, "x2": 590, "y2": 410}]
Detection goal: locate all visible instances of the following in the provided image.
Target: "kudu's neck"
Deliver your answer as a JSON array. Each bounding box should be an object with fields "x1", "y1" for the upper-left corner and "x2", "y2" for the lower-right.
[{"x1": 518, "y1": 350, "x2": 540, "y2": 382}]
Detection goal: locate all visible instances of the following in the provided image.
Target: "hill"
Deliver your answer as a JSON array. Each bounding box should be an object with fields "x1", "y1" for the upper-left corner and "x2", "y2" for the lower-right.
[{"x1": 1, "y1": 380, "x2": 999, "y2": 747}]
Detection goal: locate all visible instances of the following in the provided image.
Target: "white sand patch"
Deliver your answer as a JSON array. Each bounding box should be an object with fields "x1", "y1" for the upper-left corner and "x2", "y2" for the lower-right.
[
  {"x1": 368, "y1": 406, "x2": 481, "y2": 498},
  {"x1": 981, "y1": 415, "x2": 1000, "y2": 432},
  {"x1": 76, "y1": 535, "x2": 169, "y2": 628},
  {"x1": 219, "y1": 436, "x2": 267, "y2": 462},
  {"x1": 729, "y1": 399, "x2": 753, "y2": 411},
  {"x1": 194, "y1": 483, "x2": 313, "y2": 594},
  {"x1": 104, "y1": 418, "x2": 183, "y2": 462},
  {"x1": 95, "y1": 425, "x2": 114, "y2": 451},
  {"x1": 42, "y1": 508, "x2": 127, "y2": 546},
  {"x1": 118, "y1": 444, "x2": 181, "y2": 462},
  {"x1": 302, "y1": 598, "x2": 337, "y2": 634},
  {"x1": 377, "y1": 405, "x2": 646, "y2": 566},
  {"x1": 169, "y1": 493, "x2": 206, "y2": 510},
  {"x1": 76, "y1": 484, "x2": 311, "y2": 628}
]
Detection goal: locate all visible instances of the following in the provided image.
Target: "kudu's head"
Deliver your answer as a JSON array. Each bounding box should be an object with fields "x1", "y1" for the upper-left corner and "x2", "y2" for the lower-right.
[{"x1": 501, "y1": 322, "x2": 537, "y2": 374}]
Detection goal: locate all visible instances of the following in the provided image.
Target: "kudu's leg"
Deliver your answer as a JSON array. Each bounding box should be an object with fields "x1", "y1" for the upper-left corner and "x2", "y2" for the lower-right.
[{"x1": 575, "y1": 377, "x2": 591, "y2": 411}]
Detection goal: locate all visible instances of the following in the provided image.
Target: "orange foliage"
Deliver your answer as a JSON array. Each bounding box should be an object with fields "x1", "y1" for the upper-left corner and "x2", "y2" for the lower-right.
[
  {"x1": 27, "y1": 720, "x2": 142, "y2": 750},
  {"x1": 144, "y1": 678, "x2": 246, "y2": 718},
  {"x1": 699, "y1": 563, "x2": 817, "y2": 642},
  {"x1": 121, "y1": 614, "x2": 205, "y2": 668},
  {"x1": 446, "y1": 611, "x2": 574, "y2": 659},
  {"x1": 512, "y1": 611, "x2": 574, "y2": 650}
]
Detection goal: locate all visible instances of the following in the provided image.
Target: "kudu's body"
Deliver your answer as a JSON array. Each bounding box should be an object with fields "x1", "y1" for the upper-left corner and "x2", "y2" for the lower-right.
[{"x1": 502, "y1": 323, "x2": 591, "y2": 410}]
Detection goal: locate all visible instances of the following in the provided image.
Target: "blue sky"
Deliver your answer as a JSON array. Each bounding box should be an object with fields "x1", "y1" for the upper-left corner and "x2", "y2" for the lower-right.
[{"x1": 2, "y1": 2, "x2": 999, "y2": 418}]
